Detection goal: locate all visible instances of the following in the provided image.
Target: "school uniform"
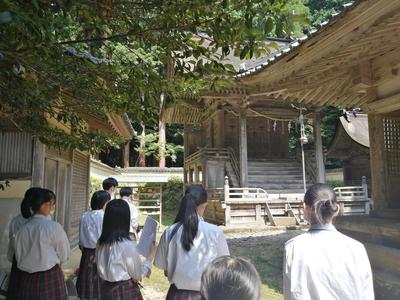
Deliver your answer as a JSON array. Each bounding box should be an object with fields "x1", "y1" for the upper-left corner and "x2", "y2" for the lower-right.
[
  {"x1": 154, "y1": 219, "x2": 230, "y2": 300},
  {"x1": 76, "y1": 209, "x2": 104, "y2": 299},
  {"x1": 122, "y1": 198, "x2": 139, "y2": 241},
  {"x1": 96, "y1": 239, "x2": 151, "y2": 300},
  {"x1": 6, "y1": 214, "x2": 29, "y2": 300},
  {"x1": 283, "y1": 223, "x2": 374, "y2": 300},
  {"x1": 14, "y1": 214, "x2": 70, "y2": 300}
]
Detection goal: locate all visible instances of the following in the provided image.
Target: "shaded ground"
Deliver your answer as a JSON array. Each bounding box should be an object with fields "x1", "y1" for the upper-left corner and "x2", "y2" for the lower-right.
[{"x1": 142, "y1": 228, "x2": 304, "y2": 300}]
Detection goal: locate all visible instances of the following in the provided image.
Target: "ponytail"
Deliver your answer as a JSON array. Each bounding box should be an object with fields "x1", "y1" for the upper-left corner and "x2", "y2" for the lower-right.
[
  {"x1": 304, "y1": 183, "x2": 338, "y2": 224},
  {"x1": 20, "y1": 187, "x2": 42, "y2": 218},
  {"x1": 174, "y1": 185, "x2": 207, "y2": 252}
]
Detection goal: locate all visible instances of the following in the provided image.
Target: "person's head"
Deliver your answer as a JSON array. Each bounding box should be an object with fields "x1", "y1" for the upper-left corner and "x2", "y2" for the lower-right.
[
  {"x1": 90, "y1": 190, "x2": 111, "y2": 210},
  {"x1": 120, "y1": 187, "x2": 133, "y2": 200},
  {"x1": 21, "y1": 188, "x2": 56, "y2": 217},
  {"x1": 174, "y1": 184, "x2": 208, "y2": 251},
  {"x1": 20, "y1": 187, "x2": 42, "y2": 218},
  {"x1": 304, "y1": 183, "x2": 339, "y2": 224},
  {"x1": 98, "y1": 199, "x2": 130, "y2": 245},
  {"x1": 102, "y1": 177, "x2": 118, "y2": 197},
  {"x1": 200, "y1": 256, "x2": 261, "y2": 300}
]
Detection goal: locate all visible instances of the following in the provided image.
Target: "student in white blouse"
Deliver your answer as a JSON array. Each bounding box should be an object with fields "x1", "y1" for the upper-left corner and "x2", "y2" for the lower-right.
[
  {"x1": 102, "y1": 177, "x2": 118, "y2": 199},
  {"x1": 76, "y1": 190, "x2": 110, "y2": 300},
  {"x1": 283, "y1": 183, "x2": 374, "y2": 300},
  {"x1": 154, "y1": 184, "x2": 230, "y2": 300},
  {"x1": 96, "y1": 199, "x2": 157, "y2": 300},
  {"x1": 120, "y1": 187, "x2": 139, "y2": 240},
  {"x1": 14, "y1": 188, "x2": 70, "y2": 300},
  {"x1": 7, "y1": 187, "x2": 42, "y2": 300}
]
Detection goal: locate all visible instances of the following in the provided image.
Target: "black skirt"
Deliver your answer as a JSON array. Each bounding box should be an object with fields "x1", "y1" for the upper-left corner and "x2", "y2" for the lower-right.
[
  {"x1": 166, "y1": 284, "x2": 201, "y2": 300},
  {"x1": 101, "y1": 279, "x2": 143, "y2": 300},
  {"x1": 16, "y1": 264, "x2": 67, "y2": 300},
  {"x1": 76, "y1": 248, "x2": 102, "y2": 299},
  {"x1": 5, "y1": 256, "x2": 21, "y2": 300}
]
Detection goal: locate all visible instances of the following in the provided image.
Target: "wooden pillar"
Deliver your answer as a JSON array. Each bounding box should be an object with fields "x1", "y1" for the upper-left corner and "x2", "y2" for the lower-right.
[
  {"x1": 122, "y1": 141, "x2": 130, "y2": 168},
  {"x1": 224, "y1": 176, "x2": 231, "y2": 226},
  {"x1": 215, "y1": 110, "x2": 225, "y2": 148},
  {"x1": 239, "y1": 107, "x2": 248, "y2": 187},
  {"x1": 32, "y1": 139, "x2": 45, "y2": 187},
  {"x1": 368, "y1": 114, "x2": 387, "y2": 211},
  {"x1": 313, "y1": 111, "x2": 325, "y2": 183}
]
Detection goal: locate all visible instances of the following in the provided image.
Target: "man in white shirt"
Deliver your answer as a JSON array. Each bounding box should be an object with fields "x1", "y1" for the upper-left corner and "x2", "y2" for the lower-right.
[{"x1": 120, "y1": 187, "x2": 139, "y2": 240}]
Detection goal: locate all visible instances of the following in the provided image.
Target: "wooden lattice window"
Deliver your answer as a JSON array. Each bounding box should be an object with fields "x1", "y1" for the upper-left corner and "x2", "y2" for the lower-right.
[{"x1": 383, "y1": 117, "x2": 400, "y2": 175}]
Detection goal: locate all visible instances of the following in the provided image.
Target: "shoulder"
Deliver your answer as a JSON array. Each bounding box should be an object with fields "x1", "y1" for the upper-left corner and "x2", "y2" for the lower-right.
[
  {"x1": 200, "y1": 221, "x2": 224, "y2": 236},
  {"x1": 284, "y1": 232, "x2": 310, "y2": 250},
  {"x1": 334, "y1": 230, "x2": 366, "y2": 250}
]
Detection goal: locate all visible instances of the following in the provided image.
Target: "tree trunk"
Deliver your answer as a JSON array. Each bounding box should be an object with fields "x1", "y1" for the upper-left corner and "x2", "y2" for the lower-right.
[
  {"x1": 122, "y1": 141, "x2": 130, "y2": 168},
  {"x1": 139, "y1": 122, "x2": 146, "y2": 167},
  {"x1": 158, "y1": 93, "x2": 166, "y2": 168}
]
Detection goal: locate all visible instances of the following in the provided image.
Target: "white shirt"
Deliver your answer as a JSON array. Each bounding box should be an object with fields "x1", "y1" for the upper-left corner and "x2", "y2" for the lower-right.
[
  {"x1": 154, "y1": 220, "x2": 230, "y2": 291},
  {"x1": 15, "y1": 214, "x2": 70, "y2": 273},
  {"x1": 96, "y1": 239, "x2": 151, "y2": 282},
  {"x1": 122, "y1": 198, "x2": 138, "y2": 235},
  {"x1": 7, "y1": 214, "x2": 29, "y2": 262},
  {"x1": 284, "y1": 224, "x2": 374, "y2": 300},
  {"x1": 79, "y1": 210, "x2": 104, "y2": 249}
]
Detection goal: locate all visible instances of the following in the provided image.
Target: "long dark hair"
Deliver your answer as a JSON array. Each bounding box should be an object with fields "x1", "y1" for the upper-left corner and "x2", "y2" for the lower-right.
[
  {"x1": 90, "y1": 190, "x2": 110, "y2": 210},
  {"x1": 21, "y1": 188, "x2": 55, "y2": 217},
  {"x1": 200, "y1": 256, "x2": 261, "y2": 300},
  {"x1": 174, "y1": 184, "x2": 207, "y2": 251},
  {"x1": 98, "y1": 199, "x2": 130, "y2": 245},
  {"x1": 20, "y1": 187, "x2": 42, "y2": 218},
  {"x1": 304, "y1": 183, "x2": 338, "y2": 224}
]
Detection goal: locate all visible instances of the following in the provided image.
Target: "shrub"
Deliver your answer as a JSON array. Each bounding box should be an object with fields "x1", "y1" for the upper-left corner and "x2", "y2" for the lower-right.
[
  {"x1": 327, "y1": 180, "x2": 344, "y2": 188},
  {"x1": 162, "y1": 177, "x2": 183, "y2": 211}
]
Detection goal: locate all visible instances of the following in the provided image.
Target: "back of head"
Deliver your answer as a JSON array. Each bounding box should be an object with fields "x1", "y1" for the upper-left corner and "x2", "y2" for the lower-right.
[
  {"x1": 200, "y1": 256, "x2": 261, "y2": 300},
  {"x1": 304, "y1": 183, "x2": 338, "y2": 224},
  {"x1": 98, "y1": 199, "x2": 130, "y2": 245},
  {"x1": 90, "y1": 190, "x2": 111, "y2": 210},
  {"x1": 119, "y1": 187, "x2": 133, "y2": 198},
  {"x1": 20, "y1": 187, "x2": 42, "y2": 218},
  {"x1": 174, "y1": 184, "x2": 207, "y2": 251},
  {"x1": 21, "y1": 188, "x2": 55, "y2": 218},
  {"x1": 102, "y1": 177, "x2": 118, "y2": 191}
]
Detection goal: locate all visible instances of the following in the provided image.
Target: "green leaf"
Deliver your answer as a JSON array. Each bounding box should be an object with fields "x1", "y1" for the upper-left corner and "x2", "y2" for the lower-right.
[
  {"x1": 0, "y1": 11, "x2": 12, "y2": 23},
  {"x1": 264, "y1": 17, "x2": 274, "y2": 34}
]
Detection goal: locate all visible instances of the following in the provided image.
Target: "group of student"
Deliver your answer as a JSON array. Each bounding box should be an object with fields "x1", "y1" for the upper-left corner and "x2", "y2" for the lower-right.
[{"x1": 6, "y1": 177, "x2": 374, "y2": 300}]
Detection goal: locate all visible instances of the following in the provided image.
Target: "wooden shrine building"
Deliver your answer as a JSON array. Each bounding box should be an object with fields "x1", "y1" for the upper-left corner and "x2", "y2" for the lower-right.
[
  {"x1": 164, "y1": 0, "x2": 400, "y2": 297},
  {"x1": 327, "y1": 113, "x2": 371, "y2": 186}
]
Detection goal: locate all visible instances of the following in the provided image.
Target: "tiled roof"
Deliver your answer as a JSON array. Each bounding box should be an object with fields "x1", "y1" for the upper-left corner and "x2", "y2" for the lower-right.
[{"x1": 234, "y1": 1, "x2": 360, "y2": 79}]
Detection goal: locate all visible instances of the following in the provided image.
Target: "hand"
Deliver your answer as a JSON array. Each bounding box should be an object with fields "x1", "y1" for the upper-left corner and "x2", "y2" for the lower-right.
[{"x1": 147, "y1": 241, "x2": 158, "y2": 261}]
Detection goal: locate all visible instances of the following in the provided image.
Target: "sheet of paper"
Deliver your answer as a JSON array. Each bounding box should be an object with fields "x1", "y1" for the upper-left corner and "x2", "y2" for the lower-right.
[{"x1": 136, "y1": 216, "x2": 157, "y2": 258}]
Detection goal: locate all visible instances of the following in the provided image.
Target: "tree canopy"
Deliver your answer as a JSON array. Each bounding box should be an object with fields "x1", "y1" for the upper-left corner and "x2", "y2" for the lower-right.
[{"x1": 0, "y1": 0, "x2": 307, "y2": 151}]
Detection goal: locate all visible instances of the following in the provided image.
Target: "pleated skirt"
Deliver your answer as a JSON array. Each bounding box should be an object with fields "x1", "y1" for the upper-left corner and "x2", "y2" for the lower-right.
[
  {"x1": 76, "y1": 247, "x2": 102, "y2": 299},
  {"x1": 101, "y1": 279, "x2": 143, "y2": 300},
  {"x1": 166, "y1": 284, "x2": 201, "y2": 300}
]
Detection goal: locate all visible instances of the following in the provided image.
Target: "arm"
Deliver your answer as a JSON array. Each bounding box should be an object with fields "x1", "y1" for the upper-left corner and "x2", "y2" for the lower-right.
[
  {"x1": 283, "y1": 245, "x2": 292, "y2": 300},
  {"x1": 125, "y1": 245, "x2": 152, "y2": 281},
  {"x1": 154, "y1": 230, "x2": 168, "y2": 270},
  {"x1": 54, "y1": 223, "x2": 71, "y2": 264},
  {"x1": 130, "y1": 206, "x2": 139, "y2": 232},
  {"x1": 216, "y1": 229, "x2": 230, "y2": 256}
]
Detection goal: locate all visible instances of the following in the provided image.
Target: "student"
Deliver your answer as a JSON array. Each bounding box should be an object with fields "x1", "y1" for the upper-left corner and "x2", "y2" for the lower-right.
[
  {"x1": 120, "y1": 187, "x2": 139, "y2": 240},
  {"x1": 283, "y1": 183, "x2": 374, "y2": 300},
  {"x1": 154, "y1": 184, "x2": 230, "y2": 300},
  {"x1": 200, "y1": 256, "x2": 261, "y2": 300},
  {"x1": 76, "y1": 190, "x2": 111, "y2": 300},
  {"x1": 102, "y1": 177, "x2": 118, "y2": 199},
  {"x1": 14, "y1": 188, "x2": 70, "y2": 300},
  {"x1": 96, "y1": 199, "x2": 156, "y2": 299},
  {"x1": 6, "y1": 187, "x2": 41, "y2": 300}
]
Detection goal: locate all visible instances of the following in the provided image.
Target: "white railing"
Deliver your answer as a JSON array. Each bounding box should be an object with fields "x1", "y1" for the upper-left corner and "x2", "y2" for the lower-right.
[{"x1": 334, "y1": 176, "x2": 370, "y2": 216}]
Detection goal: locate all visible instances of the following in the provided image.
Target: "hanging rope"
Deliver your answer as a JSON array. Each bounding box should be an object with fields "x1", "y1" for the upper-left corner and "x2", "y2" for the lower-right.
[{"x1": 247, "y1": 107, "x2": 298, "y2": 122}]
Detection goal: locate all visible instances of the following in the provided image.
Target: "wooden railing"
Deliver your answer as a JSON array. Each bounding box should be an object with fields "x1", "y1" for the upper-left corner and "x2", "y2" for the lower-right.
[{"x1": 334, "y1": 176, "x2": 370, "y2": 216}]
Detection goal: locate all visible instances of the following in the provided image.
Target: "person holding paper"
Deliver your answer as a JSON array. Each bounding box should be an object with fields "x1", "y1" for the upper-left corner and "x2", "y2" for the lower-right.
[
  {"x1": 154, "y1": 184, "x2": 230, "y2": 300},
  {"x1": 96, "y1": 199, "x2": 157, "y2": 300}
]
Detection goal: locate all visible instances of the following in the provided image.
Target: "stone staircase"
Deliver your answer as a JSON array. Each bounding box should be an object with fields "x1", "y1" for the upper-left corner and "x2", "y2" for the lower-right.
[{"x1": 248, "y1": 159, "x2": 311, "y2": 194}]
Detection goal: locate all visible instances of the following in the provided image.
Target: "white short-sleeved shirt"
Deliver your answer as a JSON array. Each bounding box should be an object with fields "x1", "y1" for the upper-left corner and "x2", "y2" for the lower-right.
[
  {"x1": 15, "y1": 214, "x2": 70, "y2": 273},
  {"x1": 79, "y1": 210, "x2": 104, "y2": 249},
  {"x1": 154, "y1": 219, "x2": 230, "y2": 291},
  {"x1": 284, "y1": 223, "x2": 374, "y2": 300},
  {"x1": 122, "y1": 198, "x2": 138, "y2": 235},
  {"x1": 96, "y1": 239, "x2": 151, "y2": 282},
  {"x1": 7, "y1": 214, "x2": 29, "y2": 262}
]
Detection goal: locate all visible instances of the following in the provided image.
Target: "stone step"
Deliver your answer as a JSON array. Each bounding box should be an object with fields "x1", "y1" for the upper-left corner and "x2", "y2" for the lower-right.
[
  {"x1": 373, "y1": 268, "x2": 400, "y2": 300},
  {"x1": 271, "y1": 216, "x2": 298, "y2": 226},
  {"x1": 248, "y1": 174, "x2": 305, "y2": 180},
  {"x1": 248, "y1": 163, "x2": 302, "y2": 169},
  {"x1": 249, "y1": 179, "x2": 306, "y2": 184},
  {"x1": 365, "y1": 242, "x2": 400, "y2": 277},
  {"x1": 248, "y1": 169, "x2": 303, "y2": 175}
]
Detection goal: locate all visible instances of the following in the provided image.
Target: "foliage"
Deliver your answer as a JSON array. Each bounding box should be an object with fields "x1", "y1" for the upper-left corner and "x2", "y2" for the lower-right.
[
  {"x1": 327, "y1": 179, "x2": 344, "y2": 188},
  {"x1": 0, "y1": 180, "x2": 10, "y2": 191},
  {"x1": 90, "y1": 177, "x2": 103, "y2": 194},
  {"x1": 307, "y1": 0, "x2": 349, "y2": 26},
  {"x1": 162, "y1": 177, "x2": 183, "y2": 211},
  {"x1": 0, "y1": 0, "x2": 304, "y2": 151}
]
